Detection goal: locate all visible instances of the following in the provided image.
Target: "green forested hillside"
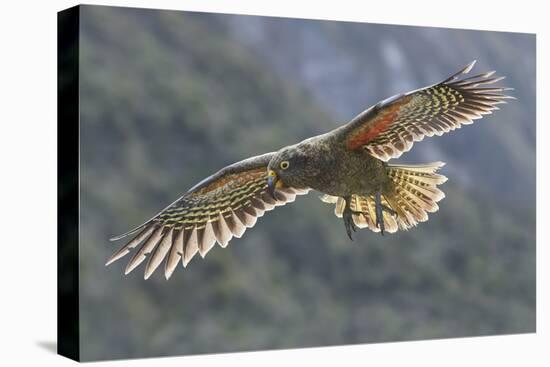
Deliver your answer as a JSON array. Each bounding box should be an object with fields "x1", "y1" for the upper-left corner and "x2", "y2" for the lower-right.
[{"x1": 75, "y1": 6, "x2": 535, "y2": 361}]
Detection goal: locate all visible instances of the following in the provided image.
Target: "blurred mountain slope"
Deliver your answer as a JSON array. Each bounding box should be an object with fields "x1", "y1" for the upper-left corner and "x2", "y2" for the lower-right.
[{"x1": 76, "y1": 6, "x2": 535, "y2": 361}]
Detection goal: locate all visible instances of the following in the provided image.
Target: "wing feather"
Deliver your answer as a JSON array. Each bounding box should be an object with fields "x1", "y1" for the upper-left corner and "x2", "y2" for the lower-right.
[
  {"x1": 164, "y1": 229, "x2": 183, "y2": 279},
  {"x1": 105, "y1": 226, "x2": 154, "y2": 266},
  {"x1": 212, "y1": 213, "x2": 232, "y2": 248},
  {"x1": 124, "y1": 226, "x2": 164, "y2": 275},
  {"x1": 182, "y1": 227, "x2": 199, "y2": 267},
  {"x1": 107, "y1": 152, "x2": 309, "y2": 278},
  {"x1": 340, "y1": 61, "x2": 514, "y2": 161},
  {"x1": 144, "y1": 227, "x2": 173, "y2": 279},
  {"x1": 198, "y1": 222, "x2": 217, "y2": 257},
  {"x1": 225, "y1": 211, "x2": 246, "y2": 238}
]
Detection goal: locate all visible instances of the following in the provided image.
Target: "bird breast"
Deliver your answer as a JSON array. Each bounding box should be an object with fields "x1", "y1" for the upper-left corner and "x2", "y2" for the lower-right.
[{"x1": 299, "y1": 137, "x2": 388, "y2": 197}]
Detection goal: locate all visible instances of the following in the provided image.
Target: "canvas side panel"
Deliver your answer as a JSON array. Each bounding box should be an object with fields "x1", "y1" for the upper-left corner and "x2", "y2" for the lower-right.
[{"x1": 57, "y1": 5, "x2": 80, "y2": 362}]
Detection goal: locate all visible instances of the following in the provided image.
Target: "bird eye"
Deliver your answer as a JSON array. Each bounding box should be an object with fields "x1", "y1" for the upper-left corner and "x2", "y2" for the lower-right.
[{"x1": 280, "y1": 161, "x2": 290, "y2": 170}]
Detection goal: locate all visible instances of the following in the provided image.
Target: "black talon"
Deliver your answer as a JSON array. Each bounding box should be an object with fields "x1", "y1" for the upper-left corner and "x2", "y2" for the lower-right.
[
  {"x1": 381, "y1": 203, "x2": 397, "y2": 216},
  {"x1": 342, "y1": 196, "x2": 359, "y2": 241},
  {"x1": 374, "y1": 191, "x2": 396, "y2": 236},
  {"x1": 343, "y1": 209, "x2": 355, "y2": 241},
  {"x1": 342, "y1": 194, "x2": 393, "y2": 240}
]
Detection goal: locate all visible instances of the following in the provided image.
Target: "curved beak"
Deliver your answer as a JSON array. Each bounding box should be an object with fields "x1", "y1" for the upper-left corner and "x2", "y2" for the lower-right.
[{"x1": 267, "y1": 170, "x2": 282, "y2": 199}]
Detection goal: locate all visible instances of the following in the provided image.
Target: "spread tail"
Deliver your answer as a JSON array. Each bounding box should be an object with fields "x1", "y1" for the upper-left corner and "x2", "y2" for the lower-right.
[{"x1": 321, "y1": 161, "x2": 447, "y2": 233}]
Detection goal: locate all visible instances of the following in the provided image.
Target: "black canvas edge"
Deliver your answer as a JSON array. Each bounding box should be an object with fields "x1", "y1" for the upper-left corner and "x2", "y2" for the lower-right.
[{"x1": 57, "y1": 5, "x2": 80, "y2": 362}]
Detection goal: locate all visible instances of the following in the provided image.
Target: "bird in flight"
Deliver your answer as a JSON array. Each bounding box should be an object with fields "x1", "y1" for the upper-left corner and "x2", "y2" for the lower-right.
[{"x1": 106, "y1": 61, "x2": 513, "y2": 279}]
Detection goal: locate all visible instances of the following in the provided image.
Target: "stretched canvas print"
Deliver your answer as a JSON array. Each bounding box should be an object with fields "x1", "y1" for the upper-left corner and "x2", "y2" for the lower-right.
[{"x1": 58, "y1": 4, "x2": 536, "y2": 362}]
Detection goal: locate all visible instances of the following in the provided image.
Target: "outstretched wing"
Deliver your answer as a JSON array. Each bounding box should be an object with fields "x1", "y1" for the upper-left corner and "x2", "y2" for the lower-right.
[
  {"x1": 106, "y1": 152, "x2": 309, "y2": 279},
  {"x1": 339, "y1": 60, "x2": 515, "y2": 161}
]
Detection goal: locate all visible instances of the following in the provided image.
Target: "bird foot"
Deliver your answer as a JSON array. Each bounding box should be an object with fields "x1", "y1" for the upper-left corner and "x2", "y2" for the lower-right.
[
  {"x1": 374, "y1": 191, "x2": 396, "y2": 236},
  {"x1": 342, "y1": 196, "x2": 363, "y2": 241}
]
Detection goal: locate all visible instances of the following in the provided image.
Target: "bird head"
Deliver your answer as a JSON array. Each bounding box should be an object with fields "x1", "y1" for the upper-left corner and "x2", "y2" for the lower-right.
[{"x1": 267, "y1": 145, "x2": 317, "y2": 198}]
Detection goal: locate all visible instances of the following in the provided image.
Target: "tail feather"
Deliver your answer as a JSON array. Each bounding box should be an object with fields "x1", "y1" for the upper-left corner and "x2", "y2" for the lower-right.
[
  {"x1": 320, "y1": 161, "x2": 447, "y2": 233},
  {"x1": 384, "y1": 161, "x2": 447, "y2": 229}
]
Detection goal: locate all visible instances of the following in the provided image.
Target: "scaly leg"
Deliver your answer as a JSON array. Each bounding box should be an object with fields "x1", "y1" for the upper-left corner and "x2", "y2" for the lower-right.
[
  {"x1": 342, "y1": 196, "x2": 362, "y2": 241},
  {"x1": 374, "y1": 191, "x2": 396, "y2": 236}
]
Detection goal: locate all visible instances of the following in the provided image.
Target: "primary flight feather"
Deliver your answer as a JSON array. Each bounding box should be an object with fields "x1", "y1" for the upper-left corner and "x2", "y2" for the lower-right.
[{"x1": 106, "y1": 61, "x2": 514, "y2": 279}]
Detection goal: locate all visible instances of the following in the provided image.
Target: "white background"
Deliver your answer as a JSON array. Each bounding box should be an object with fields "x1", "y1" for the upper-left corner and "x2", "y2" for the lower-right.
[{"x1": 0, "y1": 0, "x2": 546, "y2": 365}]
